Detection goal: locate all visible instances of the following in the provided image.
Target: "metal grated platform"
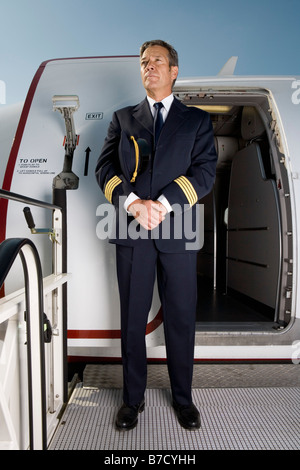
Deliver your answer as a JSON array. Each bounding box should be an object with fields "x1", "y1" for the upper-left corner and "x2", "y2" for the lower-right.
[
  {"x1": 82, "y1": 363, "x2": 300, "y2": 389},
  {"x1": 49, "y1": 385, "x2": 300, "y2": 450},
  {"x1": 49, "y1": 364, "x2": 300, "y2": 450}
]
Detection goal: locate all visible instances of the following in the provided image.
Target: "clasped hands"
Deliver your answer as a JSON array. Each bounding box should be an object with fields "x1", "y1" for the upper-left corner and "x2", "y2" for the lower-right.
[{"x1": 128, "y1": 199, "x2": 167, "y2": 230}]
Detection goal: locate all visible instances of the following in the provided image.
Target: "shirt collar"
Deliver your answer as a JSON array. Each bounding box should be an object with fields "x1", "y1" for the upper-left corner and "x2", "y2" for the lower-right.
[{"x1": 147, "y1": 94, "x2": 174, "y2": 116}]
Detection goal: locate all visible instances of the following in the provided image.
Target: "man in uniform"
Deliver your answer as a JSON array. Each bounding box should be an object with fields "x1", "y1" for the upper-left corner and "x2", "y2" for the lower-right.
[{"x1": 95, "y1": 40, "x2": 217, "y2": 430}]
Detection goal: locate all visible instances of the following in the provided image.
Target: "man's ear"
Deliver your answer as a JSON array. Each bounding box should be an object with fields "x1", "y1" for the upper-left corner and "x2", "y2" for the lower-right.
[{"x1": 171, "y1": 66, "x2": 179, "y2": 81}]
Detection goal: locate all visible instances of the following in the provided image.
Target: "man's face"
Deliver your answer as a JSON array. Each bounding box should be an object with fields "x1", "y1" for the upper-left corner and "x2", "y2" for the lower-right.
[{"x1": 140, "y1": 45, "x2": 178, "y2": 99}]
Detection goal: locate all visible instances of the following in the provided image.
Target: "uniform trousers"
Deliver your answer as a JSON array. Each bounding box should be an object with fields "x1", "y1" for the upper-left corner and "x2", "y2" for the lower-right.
[{"x1": 116, "y1": 239, "x2": 198, "y2": 407}]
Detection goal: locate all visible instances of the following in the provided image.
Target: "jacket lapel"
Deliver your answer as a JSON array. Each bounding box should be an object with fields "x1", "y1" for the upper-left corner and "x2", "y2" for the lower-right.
[
  {"x1": 132, "y1": 98, "x2": 153, "y2": 135},
  {"x1": 131, "y1": 96, "x2": 189, "y2": 148},
  {"x1": 160, "y1": 98, "x2": 188, "y2": 141}
]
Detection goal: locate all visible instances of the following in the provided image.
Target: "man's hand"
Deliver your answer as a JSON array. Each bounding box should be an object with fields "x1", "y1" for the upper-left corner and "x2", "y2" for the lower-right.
[{"x1": 128, "y1": 199, "x2": 167, "y2": 230}]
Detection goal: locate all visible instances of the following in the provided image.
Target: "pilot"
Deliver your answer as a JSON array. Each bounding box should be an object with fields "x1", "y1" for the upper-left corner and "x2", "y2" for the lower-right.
[{"x1": 95, "y1": 39, "x2": 217, "y2": 430}]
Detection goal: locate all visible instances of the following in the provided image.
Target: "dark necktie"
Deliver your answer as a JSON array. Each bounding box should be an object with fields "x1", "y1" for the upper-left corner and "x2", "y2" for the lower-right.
[{"x1": 153, "y1": 102, "x2": 164, "y2": 146}]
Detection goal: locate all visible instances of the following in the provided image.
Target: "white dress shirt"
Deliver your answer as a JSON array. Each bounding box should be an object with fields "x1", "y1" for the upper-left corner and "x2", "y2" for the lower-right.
[{"x1": 124, "y1": 94, "x2": 174, "y2": 213}]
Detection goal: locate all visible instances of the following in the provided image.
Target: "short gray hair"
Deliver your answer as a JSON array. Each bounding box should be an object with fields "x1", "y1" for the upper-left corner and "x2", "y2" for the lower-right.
[{"x1": 140, "y1": 40, "x2": 179, "y2": 68}]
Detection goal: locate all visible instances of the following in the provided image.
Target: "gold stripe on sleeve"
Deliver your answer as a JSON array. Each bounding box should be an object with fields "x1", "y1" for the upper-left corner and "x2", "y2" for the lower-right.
[
  {"x1": 174, "y1": 176, "x2": 198, "y2": 206},
  {"x1": 104, "y1": 175, "x2": 122, "y2": 203}
]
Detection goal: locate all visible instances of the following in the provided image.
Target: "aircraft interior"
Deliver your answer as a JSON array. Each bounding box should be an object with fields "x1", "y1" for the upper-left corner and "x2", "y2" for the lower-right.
[{"x1": 175, "y1": 90, "x2": 293, "y2": 332}]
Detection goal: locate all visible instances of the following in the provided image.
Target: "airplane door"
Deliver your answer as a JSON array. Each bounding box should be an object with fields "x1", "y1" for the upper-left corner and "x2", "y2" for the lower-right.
[{"x1": 2, "y1": 57, "x2": 163, "y2": 356}]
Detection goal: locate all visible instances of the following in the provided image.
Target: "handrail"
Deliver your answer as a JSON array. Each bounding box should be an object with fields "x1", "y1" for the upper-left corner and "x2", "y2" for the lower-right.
[
  {"x1": 1, "y1": 185, "x2": 68, "y2": 398},
  {"x1": 0, "y1": 187, "x2": 68, "y2": 448},
  {"x1": 0, "y1": 188, "x2": 61, "y2": 211},
  {"x1": 0, "y1": 238, "x2": 47, "y2": 450}
]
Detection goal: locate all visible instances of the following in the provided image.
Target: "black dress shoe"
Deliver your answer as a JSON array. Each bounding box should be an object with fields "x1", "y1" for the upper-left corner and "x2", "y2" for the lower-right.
[
  {"x1": 173, "y1": 401, "x2": 201, "y2": 429},
  {"x1": 116, "y1": 400, "x2": 145, "y2": 430}
]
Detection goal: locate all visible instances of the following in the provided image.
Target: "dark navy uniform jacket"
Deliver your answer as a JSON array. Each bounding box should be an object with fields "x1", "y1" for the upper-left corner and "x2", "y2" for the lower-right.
[{"x1": 95, "y1": 96, "x2": 217, "y2": 252}]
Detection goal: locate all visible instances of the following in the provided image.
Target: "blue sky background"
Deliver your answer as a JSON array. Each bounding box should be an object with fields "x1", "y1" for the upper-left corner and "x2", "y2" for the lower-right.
[{"x1": 1, "y1": 0, "x2": 300, "y2": 105}]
